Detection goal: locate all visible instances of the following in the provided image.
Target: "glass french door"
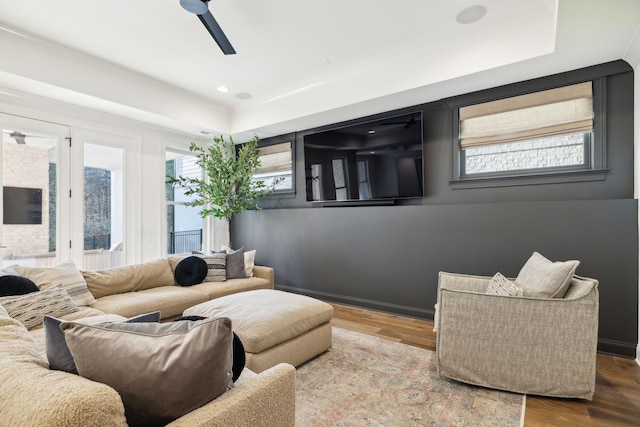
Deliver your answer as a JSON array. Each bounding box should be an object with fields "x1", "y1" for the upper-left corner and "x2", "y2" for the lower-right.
[
  {"x1": 71, "y1": 130, "x2": 128, "y2": 270},
  {"x1": 0, "y1": 114, "x2": 71, "y2": 267}
]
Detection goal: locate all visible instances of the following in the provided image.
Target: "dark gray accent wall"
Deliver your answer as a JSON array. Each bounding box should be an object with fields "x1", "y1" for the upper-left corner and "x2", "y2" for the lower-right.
[{"x1": 232, "y1": 60, "x2": 638, "y2": 358}]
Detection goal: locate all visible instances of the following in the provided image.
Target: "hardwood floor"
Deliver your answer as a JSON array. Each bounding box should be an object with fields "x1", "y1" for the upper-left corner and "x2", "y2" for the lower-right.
[{"x1": 330, "y1": 303, "x2": 640, "y2": 426}]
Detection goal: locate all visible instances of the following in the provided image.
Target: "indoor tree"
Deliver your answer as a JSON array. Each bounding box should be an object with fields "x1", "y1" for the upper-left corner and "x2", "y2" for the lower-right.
[{"x1": 166, "y1": 134, "x2": 274, "y2": 247}]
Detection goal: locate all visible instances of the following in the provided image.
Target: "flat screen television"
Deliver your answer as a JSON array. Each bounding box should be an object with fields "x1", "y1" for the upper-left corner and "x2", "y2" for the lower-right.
[
  {"x1": 3, "y1": 186, "x2": 43, "y2": 225},
  {"x1": 304, "y1": 111, "x2": 424, "y2": 203}
]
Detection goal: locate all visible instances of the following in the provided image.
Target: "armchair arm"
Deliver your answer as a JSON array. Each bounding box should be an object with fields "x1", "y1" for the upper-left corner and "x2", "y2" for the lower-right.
[{"x1": 436, "y1": 275, "x2": 599, "y2": 399}]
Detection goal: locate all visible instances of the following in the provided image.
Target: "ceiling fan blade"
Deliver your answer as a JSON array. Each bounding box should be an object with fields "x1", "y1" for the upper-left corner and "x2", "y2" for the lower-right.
[{"x1": 198, "y1": 10, "x2": 236, "y2": 55}]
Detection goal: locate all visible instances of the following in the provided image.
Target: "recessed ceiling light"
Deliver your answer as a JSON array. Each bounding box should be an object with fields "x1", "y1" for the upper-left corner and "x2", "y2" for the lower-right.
[
  {"x1": 368, "y1": 130, "x2": 375, "y2": 134},
  {"x1": 456, "y1": 5, "x2": 487, "y2": 25},
  {"x1": 217, "y1": 86, "x2": 229, "y2": 93},
  {"x1": 236, "y1": 92, "x2": 253, "y2": 100}
]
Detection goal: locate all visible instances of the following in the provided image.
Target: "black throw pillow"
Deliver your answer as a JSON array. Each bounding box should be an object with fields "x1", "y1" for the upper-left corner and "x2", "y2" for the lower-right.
[
  {"x1": 0, "y1": 275, "x2": 39, "y2": 296},
  {"x1": 174, "y1": 315, "x2": 246, "y2": 382},
  {"x1": 174, "y1": 256, "x2": 208, "y2": 286}
]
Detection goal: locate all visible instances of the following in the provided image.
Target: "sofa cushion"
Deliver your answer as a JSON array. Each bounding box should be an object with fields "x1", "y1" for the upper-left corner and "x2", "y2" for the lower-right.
[
  {"x1": 188, "y1": 276, "x2": 272, "y2": 300},
  {"x1": 201, "y1": 253, "x2": 227, "y2": 282},
  {"x1": 44, "y1": 311, "x2": 161, "y2": 374},
  {"x1": 486, "y1": 272, "x2": 523, "y2": 297},
  {"x1": 90, "y1": 286, "x2": 209, "y2": 319},
  {"x1": 515, "y1": 252, "x2": 579, "y2": 298},
  {"x1": 0, "y1": 286, "x2": 79, "y2": 330},
  {"x1": 16, "y1": 261, "x2": 96, "y2": 306},
  {"x1": 174, "y1": 256, "x2": 208, "y2": 286},
  {"x1": 61, "y1": 317, "x2": 234, "y2": 426},
  {"x1": 82, "y1": 258, "x2": 175, "y2": 298},
  {"x1": 0, "y1": 275, "x2": 39, "y2": 296}
]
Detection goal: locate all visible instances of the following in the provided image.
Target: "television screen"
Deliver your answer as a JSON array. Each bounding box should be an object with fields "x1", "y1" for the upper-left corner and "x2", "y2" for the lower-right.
[
  {"x1": 3, "y1": 186, "x2": 43, "y2": 225},
  {"x1": 304, "y1": 111, "x2": 423, "y2": 203}
]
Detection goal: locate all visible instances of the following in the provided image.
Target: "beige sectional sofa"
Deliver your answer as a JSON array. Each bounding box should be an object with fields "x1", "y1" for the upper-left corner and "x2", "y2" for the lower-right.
[{"x1": 0, "y1": 257, "x2": 296, "y2": 427}]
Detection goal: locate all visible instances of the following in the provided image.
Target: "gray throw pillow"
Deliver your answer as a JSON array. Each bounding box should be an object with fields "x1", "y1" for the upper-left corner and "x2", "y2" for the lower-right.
[
  {"x1": 225, "y1": 247, "x2": 247, "y2": 279},
  {"x1": 515, "y1": 252, "x2": 579, "y2": 298},
  {"x1": 61, "y1": 317, "x2": 233, "y2": 426},
  {"x1": 44, "y1": 311, "x2": 162, "y2": 374}
]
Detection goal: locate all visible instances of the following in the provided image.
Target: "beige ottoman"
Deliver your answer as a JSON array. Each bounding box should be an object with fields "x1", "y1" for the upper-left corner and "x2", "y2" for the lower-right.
[{"x1": 183, "y1": 289, "x2": 333, "y2": 373}]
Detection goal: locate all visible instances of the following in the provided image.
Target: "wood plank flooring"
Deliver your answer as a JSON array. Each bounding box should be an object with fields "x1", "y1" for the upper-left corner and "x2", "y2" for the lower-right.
[{"x1": 330, "y1": 303, "x2": 640, "y2": 426}]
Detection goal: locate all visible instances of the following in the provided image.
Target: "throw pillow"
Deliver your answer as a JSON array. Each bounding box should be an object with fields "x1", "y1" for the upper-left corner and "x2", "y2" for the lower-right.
[
  {"x1": 515, "y1": 252, "x2": 580, "y2": 298},
  {"x1": 44, "y1": 311, "x2": 162, "y2": 374},
  {"x1": 201, "y1": 252, "x2": 227, "y2": 282},
  {"x1": 61, "y1": 317, "x2": 233, "y2": 426},
  {"x1": 0, "y1": 285, "x2": 79, "y2": 330},
  {"x1": 0, "y1": 275, "x2": 39, "y2": 296},
  {"x1": 0, "y1": 265, "x2": 20, "y2": 276},
  {"x1": 222, "y1": 245, "x2": 256, "y2": 277},
  {"x1": 15, "y1": 261, "x2": 96, "y2": 306},
  {"x1": 486, "y1": 272, "x2": 523, "y2": 296},
  {"x1": 174, "y1": 315, "x2": 245, "y2": 382},
  {"x1": 0, "y1": 303, "x2": 8, "y2": 317},
  {"x1": 224, "y1": 247, "x2": 247, "y2": 279},
  {"x1": 174, "y1": 256, "x2": 208, "y2": 286}
]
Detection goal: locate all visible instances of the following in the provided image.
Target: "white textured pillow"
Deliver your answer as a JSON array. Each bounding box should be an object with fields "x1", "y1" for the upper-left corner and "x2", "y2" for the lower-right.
[
  {"x1": 515, "y1": 252, "x2": 579, "y2": 298},
  {"x1": 244, "y1": 250, "x2": 256, "y2": 278},
  {"x1": 15, "y1": 261, "x2": 96, "y2": 306},
  {"x1": 486, "y1": 272, "x2": 523, "y2": 297},
  {"x1": 0, "y1": 285, "x2": 79, "y2": 330},
  {"x1": 0, "y1": 303, "x2": 8, "y2": 317}
]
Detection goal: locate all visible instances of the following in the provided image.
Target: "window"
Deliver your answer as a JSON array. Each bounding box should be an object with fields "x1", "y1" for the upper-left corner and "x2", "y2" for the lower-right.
[
  {"x1": 251, "y1": 133, "x2": 295, "y2": 195},
  {"x1": 166, "y1": 150, "x2": 203, "y2": 254},
  {"x1": 357, "y1": 160, "x2": 371, "y2": 200},
  {"x1": 453, "y1": 81, "x2": 606, "y2": 187},
  {"x1": 253, "y1": 141, "x2": 293, "y2": 192}
]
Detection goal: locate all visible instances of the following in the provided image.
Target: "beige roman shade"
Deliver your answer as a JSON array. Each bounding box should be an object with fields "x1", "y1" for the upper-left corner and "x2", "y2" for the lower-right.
[
  {"x1": 459, "y1": 82, "x2": 593, "y2": 150},
  {"x1": 256, "y1": 141, "x2": 292, "y2": 174}
]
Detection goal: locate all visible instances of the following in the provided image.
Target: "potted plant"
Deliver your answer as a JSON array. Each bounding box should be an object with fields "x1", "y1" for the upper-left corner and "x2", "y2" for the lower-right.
[{"x1": 166, "y1": 134, "x2": 274, "y2": 248}]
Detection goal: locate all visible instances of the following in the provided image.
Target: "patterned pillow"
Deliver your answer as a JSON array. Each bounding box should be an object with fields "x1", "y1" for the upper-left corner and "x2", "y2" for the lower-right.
[
  {"x1": 15, "y1": 261, "x2": 96, "y2": 306},
  {"x1": 0, "y1": 285, "x2": 79, "y2": 330},
  {"x1": 486, "y1": 272, "x2": 523, "y2": 297},
  {"x1": 201, "y1": 253, "x2": 227, "y2": 282}
]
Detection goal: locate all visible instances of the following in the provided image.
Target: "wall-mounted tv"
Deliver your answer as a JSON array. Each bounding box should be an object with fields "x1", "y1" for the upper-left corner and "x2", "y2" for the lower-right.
[
  {"x1": 304, "y1": 111, "x2": 423, "y2": 204},
  {"x1": 3, "y1": 186, "x2": 43, "y2": 225}
]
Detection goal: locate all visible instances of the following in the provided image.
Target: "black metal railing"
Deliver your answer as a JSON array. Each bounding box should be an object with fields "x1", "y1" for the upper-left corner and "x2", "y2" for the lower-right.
[
  {"x1": 168, "y1": 229, "x2": 202, "y2": 254},
  {"x1": 85, "y1": 234, "x2": 111, "y2": 250}
]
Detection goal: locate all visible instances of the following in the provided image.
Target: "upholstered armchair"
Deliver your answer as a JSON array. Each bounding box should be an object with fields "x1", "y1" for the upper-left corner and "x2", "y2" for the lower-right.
[{"x1": 435, "y1": 271, "x2": 599, "y2": 399}]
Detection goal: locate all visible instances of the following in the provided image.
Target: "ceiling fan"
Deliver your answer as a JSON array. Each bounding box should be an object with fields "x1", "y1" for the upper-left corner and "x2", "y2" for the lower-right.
[
  {"x1": 380, "y1": 113, "x2": 419, "y2": 129},
  {"x1": 180, "y1": 0, "x2": 236, "y2": 55}
]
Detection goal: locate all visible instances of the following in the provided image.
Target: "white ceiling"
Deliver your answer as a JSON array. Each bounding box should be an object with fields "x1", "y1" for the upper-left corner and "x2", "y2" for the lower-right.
[{"x1": 0, "y1": 0, "x2": 639, "y2": 139}]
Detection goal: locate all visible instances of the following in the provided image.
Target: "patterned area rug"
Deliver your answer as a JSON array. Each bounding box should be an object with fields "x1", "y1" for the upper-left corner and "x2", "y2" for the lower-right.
[{"x1": 296, "y1": 327, "x2": 524, "y2": 426}]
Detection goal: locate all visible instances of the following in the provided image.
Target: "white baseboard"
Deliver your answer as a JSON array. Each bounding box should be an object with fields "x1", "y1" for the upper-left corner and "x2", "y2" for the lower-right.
[{"x1": 636, "y1": 344, "x2": 640, "y2": 367}]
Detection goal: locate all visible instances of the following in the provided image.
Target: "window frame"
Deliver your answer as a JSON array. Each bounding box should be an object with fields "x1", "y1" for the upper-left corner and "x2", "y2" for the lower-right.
[{"x1": 450, "y1": 78, "x2": 608, "y2": 189}]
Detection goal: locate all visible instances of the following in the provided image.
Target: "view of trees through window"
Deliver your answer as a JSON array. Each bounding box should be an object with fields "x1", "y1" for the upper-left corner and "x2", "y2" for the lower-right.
[{"x1": 47, "y1": 164, "x2": 112, "y2": 251}]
